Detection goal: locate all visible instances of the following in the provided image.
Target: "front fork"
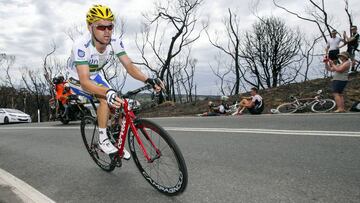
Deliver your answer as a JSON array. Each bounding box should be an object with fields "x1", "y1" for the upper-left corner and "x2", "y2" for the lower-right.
[{"x1": 129, "y1": 119, "x2": 161, "y2": 163}]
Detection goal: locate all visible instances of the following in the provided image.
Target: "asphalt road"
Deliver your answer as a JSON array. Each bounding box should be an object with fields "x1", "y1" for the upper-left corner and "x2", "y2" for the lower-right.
[{"x1": 0, "y1": 113, "x2": 360, "y2": 203}]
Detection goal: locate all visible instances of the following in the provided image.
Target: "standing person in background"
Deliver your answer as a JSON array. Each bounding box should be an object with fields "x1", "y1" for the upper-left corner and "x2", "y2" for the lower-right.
[
  {"x1": 343, "y1": 26, "x2": 359, "y2": 72},
  {"x1": 324, "y1": 51, "x2": 351, "y2": 113},
  {"x1": 325, "y1": 29, "x2": 345, "y2": 64}
]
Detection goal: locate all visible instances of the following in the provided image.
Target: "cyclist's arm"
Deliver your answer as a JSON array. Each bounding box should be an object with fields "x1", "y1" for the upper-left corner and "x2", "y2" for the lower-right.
[
  {"x1": 76, "y1": 64, "x2": 108, "y2": 97},
  {"x1": 118, "y1": 55, "x2": 148, "y2": 82}
]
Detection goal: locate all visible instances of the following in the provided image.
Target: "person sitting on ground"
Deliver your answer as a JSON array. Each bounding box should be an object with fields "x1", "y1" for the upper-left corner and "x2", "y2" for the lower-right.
[
  {"x1": 232, "y1": 87, "x2": 263, "y2": 115},
  {"x1": 201, "y1": 96, "x2": 229, "y2": 116}
]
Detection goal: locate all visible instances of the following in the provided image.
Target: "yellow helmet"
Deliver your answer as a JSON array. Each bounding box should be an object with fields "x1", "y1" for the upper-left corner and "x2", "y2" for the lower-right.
[{"x1": 86, "y1": 4, "x2": 114, "y2": 25}]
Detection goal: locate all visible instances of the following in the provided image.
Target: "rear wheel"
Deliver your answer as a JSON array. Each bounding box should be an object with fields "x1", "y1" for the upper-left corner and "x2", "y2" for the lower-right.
[
  {"x1": 128, "y1": 119, "x2": 188, "y2": 196},
  {"x1": 58, "y1": 107, "x2": 70, "y2": 124},
  {"x1": 4, "y1": 117, "x2": 9, "y2": 124},
  {"x1": 276, "y1": 103, "x2": 298, "y2": 114},
  {"x1": 80, "y1": 116, "x2": 115, "y2": 172},
  {"x1": 59, "y1": 116, "x2": 70, "y2": 124},
  {"x1": 311, "y1": 99, "x2": 336, "y2": 113}
]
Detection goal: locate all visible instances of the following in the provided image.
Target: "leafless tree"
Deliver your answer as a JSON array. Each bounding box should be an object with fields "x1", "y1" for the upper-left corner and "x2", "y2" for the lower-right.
[
  {"x1": 65, "y1": 24, "x2": 86, "y2": 42},
  {"x1": 173, "y1": 48, "x2": 197, "y2": 102},
  {"x1": 206, "y1": 8, "x2": 243, "y2": 95},
  {"x1": 21, "y1": 66, "x2": 49, "y2": 122},
  {"x1": 1, "y1": 54, "x2": 16, "y2": 88},
  {"x1": 103, "y1": 58, "x2": 128, "y2": 93},
  {"x1": 134, "y1": 0, "x2": 204, "y2": 102},
  {"x1": 43, "y1": 43, "x2": 57, "y2": 97},
  {"x1": 299, "y1": 36, "x2": 324, "y2": 81},
  {"x1": 272, "y1": 0, "x2": 336, "y2": 43},
  {"x1": 209, "y1": 52, "x2": 235, "y2": 96},
  {"x1": 241, "y1": 16, "x2": 302, "y2": 88}
]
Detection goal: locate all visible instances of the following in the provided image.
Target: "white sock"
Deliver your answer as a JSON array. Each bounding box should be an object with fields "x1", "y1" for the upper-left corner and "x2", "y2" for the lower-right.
[{"x1": 99, "y1": 128, "x2": 108, "y2": 143}]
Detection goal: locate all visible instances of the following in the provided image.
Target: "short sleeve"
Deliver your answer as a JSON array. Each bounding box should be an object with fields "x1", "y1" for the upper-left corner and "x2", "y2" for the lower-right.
[
  {"x1": 112, "y1": 36, "x2": 127, "y2": 57},
  {"x1": 219, "y1": 105, "x2": 225, "y2": 113},
  {"x1": 72, "y1": 42, "x2": 88, "y2": 66}
]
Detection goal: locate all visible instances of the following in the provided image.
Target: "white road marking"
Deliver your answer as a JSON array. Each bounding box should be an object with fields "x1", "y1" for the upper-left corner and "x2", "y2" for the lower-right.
[
  {"x1": 0, "y1": 168, "x2": 56, "y2": 203},
  {"x1": 1, "y1": 126, "x2": 360, "y2": 137},
  {"x1": 164, "y1": 127, "x2": 360, "y2": 137}
]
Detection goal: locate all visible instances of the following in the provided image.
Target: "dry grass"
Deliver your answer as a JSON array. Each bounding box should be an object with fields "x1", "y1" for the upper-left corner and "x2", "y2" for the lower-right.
[{"x1": 139, "y1": 73, "x2": 360, "y2": 117}]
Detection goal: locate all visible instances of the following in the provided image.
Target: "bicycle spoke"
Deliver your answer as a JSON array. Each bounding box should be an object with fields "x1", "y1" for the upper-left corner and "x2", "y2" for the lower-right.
[
  {"x1": 81, "y1": 116, "x2": 115, "y2": 172},
  {"x1": 129, "y1": 118, "x2": 187, "y2": 195}
]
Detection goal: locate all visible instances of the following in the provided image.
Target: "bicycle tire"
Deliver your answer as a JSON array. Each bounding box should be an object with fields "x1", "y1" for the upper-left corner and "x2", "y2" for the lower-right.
[
  {"x1": 276, "y1": 102, "x2": 298, "y2": 114},
  {"x1": 311, "y1": 99, "x2": 336, "y2": 113},
  {"x1": 128, "y1": 118, "x2": 188, "y2": 196},
  {"x1": 59, "y1": 116, "x2": 70, "y2": 124},
  {"x1": 80, "y1": 116, "x2": 116, "y2": 172}
]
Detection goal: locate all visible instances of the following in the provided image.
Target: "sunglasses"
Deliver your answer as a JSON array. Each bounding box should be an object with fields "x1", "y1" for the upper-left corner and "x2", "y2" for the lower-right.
[{"x1": 94, "y1": 24, "x2": 114, "y2": 31}]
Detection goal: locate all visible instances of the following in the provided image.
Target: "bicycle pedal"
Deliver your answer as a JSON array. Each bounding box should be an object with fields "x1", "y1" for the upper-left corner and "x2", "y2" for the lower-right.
[
  {"x1": 115, "y1": 159, "x2": 122, "y2": 167},
  {"x1": 109, "y1": 153, "x2": 122, "y2": 167}
]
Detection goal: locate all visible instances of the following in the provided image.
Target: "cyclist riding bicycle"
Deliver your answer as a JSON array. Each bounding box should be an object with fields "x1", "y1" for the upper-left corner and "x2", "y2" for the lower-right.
[
  {"x1": 67, "y1": 4, "x2": 163, "y2": 158},
  {"x1": 53, "y1": 76, "x2": 73, "y2": 118}
]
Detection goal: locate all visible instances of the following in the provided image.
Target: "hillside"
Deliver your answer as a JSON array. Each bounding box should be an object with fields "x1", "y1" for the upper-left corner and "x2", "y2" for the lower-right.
[{"x1": 138, "y1": 73, "x2": 360, "y2": 117}]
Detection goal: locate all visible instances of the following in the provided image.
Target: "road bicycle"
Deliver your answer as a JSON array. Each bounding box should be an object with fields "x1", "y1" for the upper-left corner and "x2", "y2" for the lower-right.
[
  {"x1": 226, "y1": 102, "x2": 240, "y2": 114},
  {"x1": 276, "y1": 90, "x2": 336, "y2": 114},
  {"x1": 80, "y1": 85, "x2": 188, "y2": 196}
]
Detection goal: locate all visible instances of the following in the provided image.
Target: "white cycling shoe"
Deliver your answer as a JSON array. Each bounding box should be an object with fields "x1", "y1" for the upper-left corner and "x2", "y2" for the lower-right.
[
  {"x1": 99, "y1": 138, "x2": 118, "y2": 155},
  {"x1": 122, "y1": 148, "x2": 131, "y2": 160},
  {"x1": 98, "y1": 139, "x2": 131, "y2": 160}
]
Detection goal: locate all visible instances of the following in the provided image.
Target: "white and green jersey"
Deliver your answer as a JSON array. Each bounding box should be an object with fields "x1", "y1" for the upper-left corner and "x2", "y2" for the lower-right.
[{"x1": 67, "y1": 34, "x2": 127, "y2": 80}]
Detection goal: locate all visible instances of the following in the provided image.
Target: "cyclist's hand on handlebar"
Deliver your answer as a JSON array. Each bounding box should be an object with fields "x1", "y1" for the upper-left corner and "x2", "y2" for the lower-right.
[
  {"x1": 106, "y1": 89, "x2": 123, "y2": 108},
  {"x1": 145, "y1": 78, "x2": 165, "y2": 92}
]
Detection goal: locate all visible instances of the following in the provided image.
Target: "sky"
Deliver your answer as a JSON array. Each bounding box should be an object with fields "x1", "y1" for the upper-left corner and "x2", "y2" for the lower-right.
[{"x1": 0, "y1": 0, "x2": 359, "y2": 95}]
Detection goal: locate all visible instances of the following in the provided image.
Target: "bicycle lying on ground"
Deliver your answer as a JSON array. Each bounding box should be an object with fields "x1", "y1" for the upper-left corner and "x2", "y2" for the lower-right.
[
  {"x1": 80, "y1": 85, "x2": 188, "y2": 195},
  {"x1": 276, "y1": 90, "x2": 336, "y2": 114}
]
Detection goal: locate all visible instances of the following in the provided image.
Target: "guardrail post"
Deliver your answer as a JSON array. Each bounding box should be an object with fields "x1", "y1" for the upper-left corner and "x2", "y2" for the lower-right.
[{"x1": 37, "y1": 109, "x2": 40, "y2": 123}]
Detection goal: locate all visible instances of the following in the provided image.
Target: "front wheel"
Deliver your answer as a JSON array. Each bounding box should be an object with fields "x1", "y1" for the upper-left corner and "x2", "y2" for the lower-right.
[
  {"x1": 128, "y1": 119, "x2": 188, "y2": 196},
  {"x1": 311, "y1": 99, "x2": 336, "y2": 113},
  {"x1": 276, "y1": 102, "x2": 298, "y2": 114},
  {"x1": 80, "y1": 116, "x2": 115, "y2": 172}
]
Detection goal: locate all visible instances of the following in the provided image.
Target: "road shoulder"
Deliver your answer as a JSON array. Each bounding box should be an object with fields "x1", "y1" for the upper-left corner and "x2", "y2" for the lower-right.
[{"x1": 0, "y1": 168, "x2": 56, "y2": 203}]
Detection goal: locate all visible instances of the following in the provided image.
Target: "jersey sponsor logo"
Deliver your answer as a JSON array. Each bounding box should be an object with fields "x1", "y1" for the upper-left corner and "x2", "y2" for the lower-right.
[
  {"x1": 78, "y1": 49, "x2": 85, "y2": 58},
  {"x1": 89, "y1": 59, "x2": 99, "y2": 65},
  {"x1": 120, "y1": 41, "x2": 124, "y2": 48},
  {"x1": 84, "y1": 40, "x2": 91, "y2": 48}
]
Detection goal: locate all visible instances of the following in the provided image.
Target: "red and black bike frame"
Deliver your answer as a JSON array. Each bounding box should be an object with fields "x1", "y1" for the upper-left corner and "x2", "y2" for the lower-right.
[{"x1": 115, "y1": 99, "x2": 161, "y2": 162}]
